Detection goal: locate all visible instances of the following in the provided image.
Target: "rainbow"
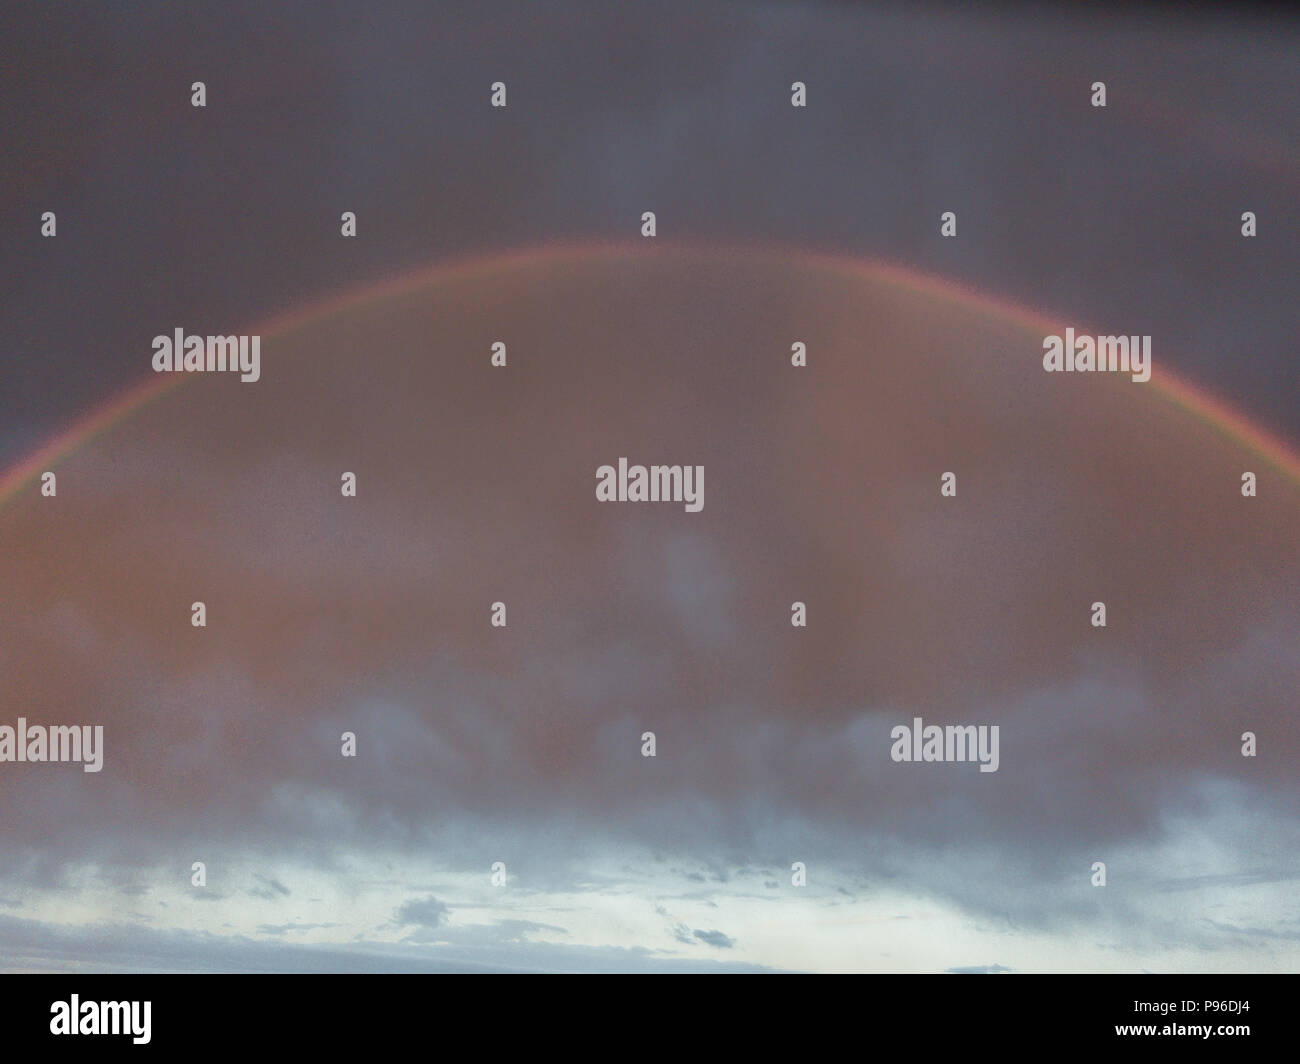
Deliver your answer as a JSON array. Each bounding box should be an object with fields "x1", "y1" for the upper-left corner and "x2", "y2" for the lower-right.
[{"x1": 3, "y1": 239, "x2": 1298, "y2": 510}]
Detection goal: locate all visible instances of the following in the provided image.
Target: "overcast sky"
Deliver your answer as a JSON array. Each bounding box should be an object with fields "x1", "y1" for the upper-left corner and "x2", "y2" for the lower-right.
[{"x1": 0, "y1": 1, "x2": 1297, "y2": 973}]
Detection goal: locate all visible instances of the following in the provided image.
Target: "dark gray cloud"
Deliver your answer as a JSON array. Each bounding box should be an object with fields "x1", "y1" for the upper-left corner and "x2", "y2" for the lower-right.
[
  {"x1": 394, "y1": 896, "x2": 450, "y2": 930},
  {"x1": 248, "y1": 874, "x2": 291, "y2": 900},
  {"x1": 693, "y1": 929, "x2": 735, "y2": 949}
]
